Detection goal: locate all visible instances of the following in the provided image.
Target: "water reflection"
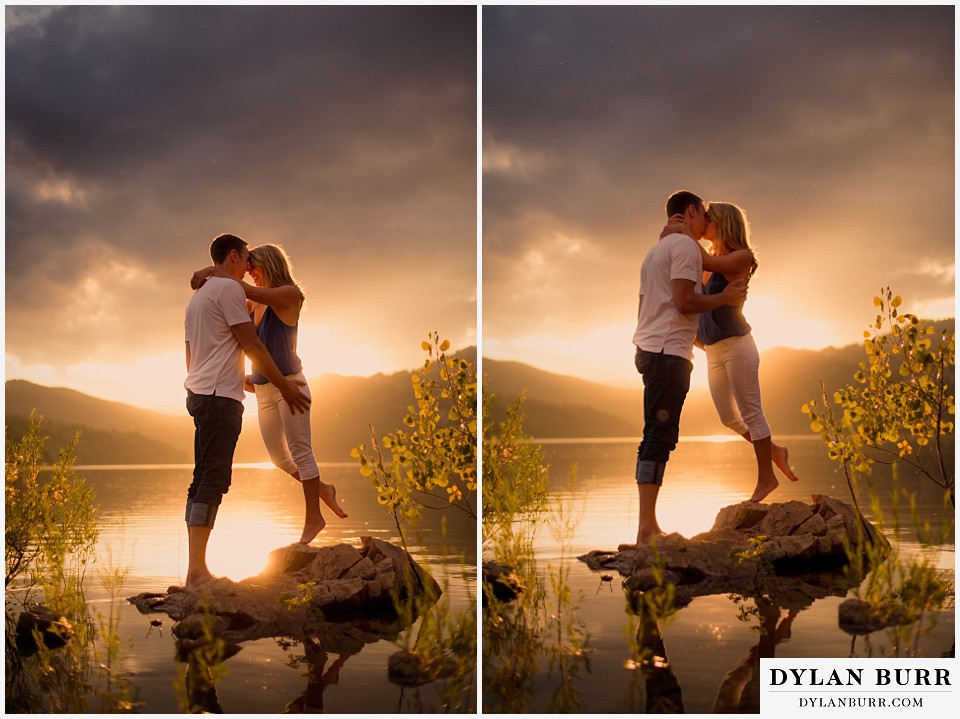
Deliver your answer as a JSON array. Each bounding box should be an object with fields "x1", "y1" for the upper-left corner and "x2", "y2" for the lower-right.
[
  {"x1": 282, "y1": 639, "x2": 350, "y2": 713},
  {"x1": 626, "y1": 592, "x2": 804, "y2": 714},
  {"x1": 167, "y1": 594, "x2": 421, "y2": 713},
  {"x1": 71, "y1": 465, "x2": 474, "y2": 713},
  {"x1": 711, "y1": 598, "x2": 795, "y2": 713},
  {"x1": 482, "y1": 558, "x2": 592, "y2": 713},
  {"x1": 523, "y1": 439, "x2": 955, "y2": 712},
  {"x1": 630, "y1": 597, "x2": 685, "y2": 713},
  {"x1": 178, "y1": 638, "x2": 231, "y2": 713}
]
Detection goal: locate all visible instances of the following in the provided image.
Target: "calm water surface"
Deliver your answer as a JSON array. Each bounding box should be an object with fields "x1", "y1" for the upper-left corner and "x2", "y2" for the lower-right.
[
  {"x1": 76, "y1": 464, "x2": 476, "y2": 714},
  {"x1": 488, "y1": 436, "x2": 955, "y2": 714}
]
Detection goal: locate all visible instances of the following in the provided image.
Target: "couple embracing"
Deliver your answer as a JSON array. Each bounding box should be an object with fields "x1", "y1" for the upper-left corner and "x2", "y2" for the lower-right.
[
  {"x1": 182, "y1": 233, "x2": 348, "y2": 590},
  {"x1": 632, "y1": 190, "x2": 798, "y2": 546}
]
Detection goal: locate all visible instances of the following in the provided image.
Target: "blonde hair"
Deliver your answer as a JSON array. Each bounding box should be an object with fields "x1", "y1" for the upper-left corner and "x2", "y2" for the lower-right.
[
  {"x1": 249, "y1": 244, "x2": 305, "y2": 302},
  {"x1": 706, "y1": 202, "x2": 758, "y2": 276}
]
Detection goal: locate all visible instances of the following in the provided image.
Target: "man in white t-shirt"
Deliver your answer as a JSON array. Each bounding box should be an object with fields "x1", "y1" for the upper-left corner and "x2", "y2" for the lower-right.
[
  {"x1": 183, "y1": 233, "x2": 311, "y2": 590},
  {"x1": 631, "y1": 191, "x2": 746, "y2": 546}
]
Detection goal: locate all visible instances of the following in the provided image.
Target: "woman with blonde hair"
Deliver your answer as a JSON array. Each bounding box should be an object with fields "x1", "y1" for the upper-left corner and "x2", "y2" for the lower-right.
[
  {"x1": 666, "y1": 202, "x2": 798, "y2": 501},
  {"x1": 192, "y1": 244, "x2": 347, "y2": 543}
]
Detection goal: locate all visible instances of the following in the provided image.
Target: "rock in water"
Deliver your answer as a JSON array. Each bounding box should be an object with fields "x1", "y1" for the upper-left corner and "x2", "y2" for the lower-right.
[
  {"x1": 838, "y1": 598, "x2": 914, "y2": 635},
  {"x1": 15, "y1": 605, "x2": 74, "y2": 657},
  {"x1": 578, "y1": 495, "x2": 890, "y2": 607},
  {"x1": 482, "y1": 561, "x2": 524, "y2": 602},
  {"x1": 387, "y1": 650, "x2": 459, "y2": 687},
  {"x1": 128, "y1": 537, "x2": 441, "y2": 647}
]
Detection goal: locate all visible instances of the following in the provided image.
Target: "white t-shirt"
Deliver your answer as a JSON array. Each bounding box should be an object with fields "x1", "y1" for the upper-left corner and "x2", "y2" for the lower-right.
[
  {"x1": 632, "y1": 233, "x2": 703, "y2": 361},
  {"x1": 184, "y1": 277, "x2": 252, "y2": 402}
]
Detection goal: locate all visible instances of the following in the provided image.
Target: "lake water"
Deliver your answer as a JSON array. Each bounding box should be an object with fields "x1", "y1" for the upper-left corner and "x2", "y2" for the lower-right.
[
  {"x1": 64, "y1": 463, "x2": 476, "y2": 714},
  {"x1": 483, "y1": 436, "x2": 955, "y2": 714}
]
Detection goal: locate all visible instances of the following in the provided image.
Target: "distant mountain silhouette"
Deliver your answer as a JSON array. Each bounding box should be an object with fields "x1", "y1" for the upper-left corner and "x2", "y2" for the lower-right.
[
  {"x1": 485, "y1": 318, "x2": 954, "y2": 440},
  {"x1": 7, "y1": 324, "x2": 953, "y2": 464},
  {"x1": 6, "y1": 373, "x2": 413, "y2": 464},
  {"x1": 5, "y1": 381, "x2": 191, "y2": 464},
  {"x1": 5, "y1": 348, "x2": 478, "y2": 465}
]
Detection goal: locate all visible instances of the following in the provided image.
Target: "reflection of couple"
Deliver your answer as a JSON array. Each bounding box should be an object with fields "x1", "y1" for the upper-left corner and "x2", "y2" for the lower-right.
[
  {"x1": 182, "y1": 233, "x2": 347, "y2": 590},
  {"x1": 634, "y1": 595, "x2": 795, "y2": 714},
  {"x1": 632, "y1": 191, "x2": 799, "y2": 546},
  {"x1": 183, "y1": 635, "x2": 349, "y2": 713}
]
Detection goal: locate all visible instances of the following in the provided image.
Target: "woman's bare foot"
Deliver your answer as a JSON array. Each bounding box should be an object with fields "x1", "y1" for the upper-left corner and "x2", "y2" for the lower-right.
[
  {"x1": 318, "y1": 483, "x2": 348, "y2": 518},
  {"x1": 750, "y1": 474, "x2": 779, "y2": 503},
  {"x1": 772, "y1": 445, "x2": 799, "y2": 482},
  {"x1": 185, "y1": 570, "x2": 217, "y2": 591},
  {"x1": 299, "y1": 514, "x2": 327, "y2": 544}
]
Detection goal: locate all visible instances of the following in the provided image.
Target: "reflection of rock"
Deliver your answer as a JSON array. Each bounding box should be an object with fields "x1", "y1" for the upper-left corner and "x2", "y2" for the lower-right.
[
  {"x1": 482, "y1": 561, "x2": 524, "y2": 602},
  {"x1": 838, "y1": 598, "x2": 914, "y2": 635},
  {"x1": 579, "y1": 495, "x2": 888, "y2": 606},
  {"x1": 174, "y1": 636, "x2": 243, "y2": 663},
  {"x1": 128, "y1": 537, "x2": 440, "y2": 647}
]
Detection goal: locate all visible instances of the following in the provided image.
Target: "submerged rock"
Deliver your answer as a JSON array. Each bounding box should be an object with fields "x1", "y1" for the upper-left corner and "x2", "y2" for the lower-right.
[
  {"x1": 387, "y1": 649, "x2": 459, "y2": 687},
  {"x1": 15, "y1": 605, "x2": 74, "y2": 657},
  {"x1": 481, "y1": 561, "x2": 524, "y2": 602},
  {"x1": 838, "y1": 598, "x2": 915, "y2": 635},
  {"x1": 578, "y1": 495, "x2": 889, "y2": 606},
  {"x1": 128, "y1": 537, "x2": 441, "y2": 647}
]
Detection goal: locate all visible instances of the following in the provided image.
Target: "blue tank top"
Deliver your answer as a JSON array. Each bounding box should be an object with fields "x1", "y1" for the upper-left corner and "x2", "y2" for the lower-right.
[
  {"x1": 249, "y1": 305, "x2": 302, "y2": 384},
  {"x1": 697, "y1": 272, "x2": 752, "y2": 346}
]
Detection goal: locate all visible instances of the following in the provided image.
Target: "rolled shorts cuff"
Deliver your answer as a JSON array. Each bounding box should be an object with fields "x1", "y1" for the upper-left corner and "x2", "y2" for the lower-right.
[
  {"x1": 185, "y1": 501, "x2": 219, "y2": 528},
  {"x1": 636, "y1": 460, "x2": 666, "y2": 486}
]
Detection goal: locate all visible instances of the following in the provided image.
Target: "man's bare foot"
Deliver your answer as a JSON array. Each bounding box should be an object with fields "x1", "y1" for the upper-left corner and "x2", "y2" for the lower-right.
[
  {"x1": 318, "y1": 483, "x2": 348, "y2": 518},
  {"x1": 299, "y1": 514, "x2": 327, "y2": 544},
  {"x1": 772, "y1": 445, "x2": 799, "y2": 482},
  {"x1": 624, "y1": 529, "x2": 667, "y2": 549},
  {"x1": 185, "y1": 571, "x2": 217, "y2": 591},
  {"x1": 750, "y1": 474, "x2": 779, "y2": 503}
]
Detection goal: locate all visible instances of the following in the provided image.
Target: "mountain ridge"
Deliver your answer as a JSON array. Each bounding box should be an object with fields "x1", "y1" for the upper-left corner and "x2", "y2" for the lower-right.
[
  {"x1": 5, "y1": 347, "x2": 479, "y2": 465},
  {"x1": 7, "y1": 322, "x2": 953, "y2": 463},
  {"x1": 484, "y1": 318, "x2": 955, "y2": 439}
]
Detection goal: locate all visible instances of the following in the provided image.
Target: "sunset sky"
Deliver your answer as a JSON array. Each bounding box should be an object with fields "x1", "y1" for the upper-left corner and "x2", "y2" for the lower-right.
[
  {"x1": 5, "y1": 5, "x2": 476, "y2": 412},
  {"x1": 4, "y1": 5, "x2": 956, "y2": 413},
  {"x1": 483, "y1": 5, "x2": 954, "y2": 389}
]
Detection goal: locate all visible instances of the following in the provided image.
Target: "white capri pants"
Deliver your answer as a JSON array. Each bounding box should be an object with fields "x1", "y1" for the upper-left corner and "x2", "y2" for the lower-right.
[
  {"x1": 705, "y1": 333, "x2": 772, "y2": 441},
  {"x1": 254, "y1": 372, "x2": 321, "y2": 481}
]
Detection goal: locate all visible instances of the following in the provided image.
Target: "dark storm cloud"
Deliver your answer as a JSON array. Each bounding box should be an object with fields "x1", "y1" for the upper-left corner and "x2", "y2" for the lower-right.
[
  {"x1": 483, "y1": 5, "x2": 954, "y2": 343},
  {"x1": 6, "y1": 5, "x2": 476, "y2": 364}
]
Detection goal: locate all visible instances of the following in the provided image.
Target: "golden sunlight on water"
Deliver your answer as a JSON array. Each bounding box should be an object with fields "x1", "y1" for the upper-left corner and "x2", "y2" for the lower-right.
[
  {"x1": 537, "y1": 476, "x2": 748, "y2": 559},
  {"x1": 203, "y1": 508, "x2": 299, "y2": 579}
]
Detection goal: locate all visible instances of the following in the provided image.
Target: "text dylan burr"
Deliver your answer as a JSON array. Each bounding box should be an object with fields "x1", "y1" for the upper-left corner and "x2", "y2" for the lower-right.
[{"x1": 770, "y1": 668, "x2": 950, "y2": 687}]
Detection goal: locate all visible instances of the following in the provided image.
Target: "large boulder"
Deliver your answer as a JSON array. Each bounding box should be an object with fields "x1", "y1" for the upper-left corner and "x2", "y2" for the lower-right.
[
  {"x1": 578, "y1": 495, "x2": 889, "y2": 606},
  {"x1": 128, "y1": 538, "x2": 440, "y2": 646}
]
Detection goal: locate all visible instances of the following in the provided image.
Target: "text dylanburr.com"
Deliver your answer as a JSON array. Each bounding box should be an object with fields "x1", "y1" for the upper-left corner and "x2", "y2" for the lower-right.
[{"x1": 761, "y1": 659, "x2": 957, "y2": 716}]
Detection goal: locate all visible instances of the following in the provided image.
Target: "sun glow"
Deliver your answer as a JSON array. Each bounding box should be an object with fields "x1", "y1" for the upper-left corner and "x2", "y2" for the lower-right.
[
  {"x1": 744, "y1": 292, "x2": 845, "y2": 352},
  {"x1": 545, "y1": 476, "x2": 747, "y2": 555},
  {"x1": 6, "y1": 321, "x2": 418, "y2": 415},
  {"x1": 295, "y1": 323, "x2": 394, "y2": 377},
  {"x1": 202, "y1": 507, "x2": 303, "y2": 581}
]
